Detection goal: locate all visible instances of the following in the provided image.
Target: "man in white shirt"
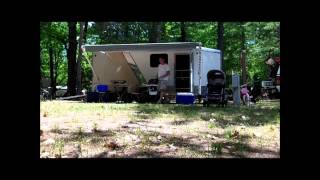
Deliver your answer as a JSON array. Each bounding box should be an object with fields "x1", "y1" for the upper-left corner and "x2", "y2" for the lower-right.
[{"x1": 158, "y1": 57, "x2": 170, "y2": 103}]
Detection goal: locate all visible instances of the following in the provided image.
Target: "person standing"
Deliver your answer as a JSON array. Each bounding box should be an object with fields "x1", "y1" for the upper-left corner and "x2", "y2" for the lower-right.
[{"x1": 157, "y1": 56, "x2": 170, "y2": 103}]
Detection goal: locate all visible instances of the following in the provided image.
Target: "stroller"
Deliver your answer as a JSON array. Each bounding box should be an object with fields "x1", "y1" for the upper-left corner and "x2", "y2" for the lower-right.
[{"x1": 203, "y1": 70, "x2": 228, "y2": 107}]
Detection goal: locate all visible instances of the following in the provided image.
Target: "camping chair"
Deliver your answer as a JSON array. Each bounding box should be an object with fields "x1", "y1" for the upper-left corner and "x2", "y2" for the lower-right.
[
  {"x1": 95, "y1": 84, "x2": 108, "y2": 102},
  {"x1": 111, "y1": 80, "x2": 128, "y2": 103}
]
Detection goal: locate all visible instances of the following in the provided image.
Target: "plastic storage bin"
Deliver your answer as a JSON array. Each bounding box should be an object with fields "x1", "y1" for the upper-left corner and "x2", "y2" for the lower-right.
[
  {"x1": 176, "y1": 92, "x2": 195, "y2": 104},
  {"x1": 96, "y1": 84, "x2": 108, "y2": 92}
]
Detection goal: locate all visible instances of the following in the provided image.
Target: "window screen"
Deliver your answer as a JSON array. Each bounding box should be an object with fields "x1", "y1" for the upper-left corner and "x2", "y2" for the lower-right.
[{"x1": 150, "y1": 54, "x2": 168, "y2": 67}]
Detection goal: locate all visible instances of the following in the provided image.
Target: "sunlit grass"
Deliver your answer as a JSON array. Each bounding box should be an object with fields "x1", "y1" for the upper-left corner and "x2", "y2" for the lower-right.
[{"x1": 41, "y1": 100, "x2": 280, "y2": 158}]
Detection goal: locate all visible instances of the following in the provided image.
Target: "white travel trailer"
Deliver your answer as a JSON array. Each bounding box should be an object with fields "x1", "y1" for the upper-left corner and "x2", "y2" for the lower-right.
[{"x1": 83, "y1": 42, "x2": 221, "y2": 97}]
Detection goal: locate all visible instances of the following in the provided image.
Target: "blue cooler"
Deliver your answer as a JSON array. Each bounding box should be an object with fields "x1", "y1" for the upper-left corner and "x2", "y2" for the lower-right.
[
  {"x1": 176, "y1": 92, "x2": 195, "y2": 104},
  {"x1": 96, "y1": 84, "x2": 108, "y2": 92}
]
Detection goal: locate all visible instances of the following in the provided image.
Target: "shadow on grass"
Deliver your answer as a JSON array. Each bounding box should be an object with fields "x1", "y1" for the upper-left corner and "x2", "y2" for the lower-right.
[
  {"x1": 211, "y1": 110, "x2": 279, "y2": 128},
  {"x1": 213, "y1": 141, "x2": 279, "y2": 158},
  {"x1": 132, "y1": 102, "x2": 279, "y2": 127},
  {"x1": 85, "y1": 129, "x2": 278, "y2": 158},
  {"x1": 87, "y1": 129, "x2": 205, "y2": 158},
  {"x1": 133, "y1": 104, "x2": 205, "y2": 120},
  {"x1": 169, "y1": 119, "x2": 195, "y2": 126},
  {"x1": 60, "y1": 129, "x2": 116, "y2": 144},
  {"x1": 196, "y1": 131, "x2": 279, "y2": 158}
]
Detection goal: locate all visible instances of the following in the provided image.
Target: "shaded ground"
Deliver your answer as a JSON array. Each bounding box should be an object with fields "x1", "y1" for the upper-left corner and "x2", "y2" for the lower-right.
[{"x1": 40, "y1": 100, "x2": 280, "y2": 158}]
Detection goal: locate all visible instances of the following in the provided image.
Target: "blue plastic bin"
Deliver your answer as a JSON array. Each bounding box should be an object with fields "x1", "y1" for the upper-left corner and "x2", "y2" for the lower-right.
[
  {"x1": 96, "y1": 84, "x2": 108, "y2": 92},
  {"x1": 176, "y1": 92, "x2": 195, "y2": 104}
]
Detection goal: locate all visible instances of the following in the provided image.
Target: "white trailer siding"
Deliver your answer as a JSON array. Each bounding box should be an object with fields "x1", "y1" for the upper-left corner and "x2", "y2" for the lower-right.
[
  {"x1": 192, "y1": 48, "x2": 221, "y2": 95},
  {"x1": 128, "y1": 50, "x2": 191, "y2": 87},
  {"x1": 192, "y1": 49, "x2": 201, "y2": 94},
  {"x1": 201, "y1": 48, "x2": 221, "y2": 85}
]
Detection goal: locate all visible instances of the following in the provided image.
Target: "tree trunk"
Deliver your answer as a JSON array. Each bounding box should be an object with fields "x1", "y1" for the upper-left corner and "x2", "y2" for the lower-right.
[
  {"x1": 67, "y1": 22, "x2": 77, "y2": 96},
  {"x1": 149, "y1": 22, "x2": 162, "y2": 43},
  {"x1": 76, "y1": 22, "x2": 85, "y2": 95},
  {"x1": 148, "y1": 22, "x2": 154, "y2": 42},
  {"x1": 83, "y1": 21, "x2": 88, "y2": 43},
  {"x1": 40, "y1": 47, "x2": 42, "y2": 89},
  {"x1": 155, "y1": 22, "x2": 162, "y2": 42},
  {"x1": 54, "y1": 50, "x2": 60, "y2": 85},
  {"x1": 217, "y1": 22, "x2": 224, "y2": 71},
  {"x1": 49, "y1": 44, "x2": 56, "y2": 99},
  {"x1": 240, "y1": 23, "x2": 247, "y2": 84},
  {"x1": 180, "y1": 22, "x2": 186, "y2": 42},
  {"x1": 123, "y1": 22, "x2": 129, "y2": 39}
]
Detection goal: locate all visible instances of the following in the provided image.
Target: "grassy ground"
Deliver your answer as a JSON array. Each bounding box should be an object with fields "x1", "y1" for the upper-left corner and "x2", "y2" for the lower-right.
[{"x1": 40, "y1": 100, "x2": 280, "y2": 158}]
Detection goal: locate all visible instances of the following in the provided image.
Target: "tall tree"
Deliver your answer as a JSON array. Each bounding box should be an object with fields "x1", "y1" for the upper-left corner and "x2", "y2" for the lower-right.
[
  {"x1": 123, "y1": 22, "x2": 129, "y2": 39},
  {"x1": 240, "y1": 23, "x2": 247, "y2": 84},
  {"x1": 54, "y1": 49, "x2": 62, "y2": 88},
  {"x1": 40, "y1": 46, "x2": 42, "y2": 89},
  {"x1": 83, "y1": 21, "x2": 88, "y2": 43},
  {"x1": 217, "y1": 22, "x2": 224, "y2": 70},
  {"x1": 81, "y1": 21, "x2": 92, "y2": 90},
  {"x1": 49, "y1": 43, "x2": 56, "y2": 99},
  {"x1": 67, "y1": 22, "x2": 77, "y2": 96},
  {"x1": 180, "y1": 22, "x2": 186, "y2": 42},
  {"x1": 76, "y1": 22, "x2": 85, "y2": 95},
  {"x1": 149, "y1": 22, "x2": 162, "y2": 43}
]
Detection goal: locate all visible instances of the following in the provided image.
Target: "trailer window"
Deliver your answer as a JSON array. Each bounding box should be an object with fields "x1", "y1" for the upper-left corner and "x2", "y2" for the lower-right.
[{"x1": 150, "y1": 54, "x2": 168, "y2": 67}]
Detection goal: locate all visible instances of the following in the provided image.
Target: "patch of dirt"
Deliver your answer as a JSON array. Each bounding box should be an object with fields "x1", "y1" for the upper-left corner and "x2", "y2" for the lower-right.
[{"x1": 40, "y1": 101, "x2": 280, "y2": 158}]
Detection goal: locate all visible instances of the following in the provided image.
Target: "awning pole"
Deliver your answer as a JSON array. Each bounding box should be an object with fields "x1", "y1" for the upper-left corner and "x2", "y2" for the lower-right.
[{"x1": 82, "y1": 46, "x2": 100, "y2": 83}]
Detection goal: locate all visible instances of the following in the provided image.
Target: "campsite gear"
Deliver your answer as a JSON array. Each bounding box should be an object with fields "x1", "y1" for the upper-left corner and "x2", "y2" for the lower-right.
[
  {"x1": 203, "y1": 70, "x2": 228, "y2": 107},
  {"x1": 96, "y1": 84, "x2": 108, "y2": 92},
  {"x1": 147, "y1": 78, "x2": 158, "y2": 96},
  {"x1": 231, "y1": 74, "x2": 241, "y2": 106},
  {"x1": 251, "y1": 79, "x2": 262, "y2": 103},
  {"x1": 176, "y1": 92, "x2": 195, "y2": 104},
  {"x1": 87, "y1": 92, "x2": 99, "y2": 102},
  {"x1": 111, "y1": 80, "x2": 129, "y2": 103},
  {"x1": 94, "y1": 84, "x2": 109, "y2": 102},
  {"x1": 240, "y1": 84, "x2": 251, "y2": 106}
]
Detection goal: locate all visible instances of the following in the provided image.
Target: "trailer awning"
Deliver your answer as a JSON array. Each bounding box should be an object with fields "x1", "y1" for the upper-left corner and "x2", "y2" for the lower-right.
[{"x1": 83, "y1": 42, "x2": 201, "y2": 52}]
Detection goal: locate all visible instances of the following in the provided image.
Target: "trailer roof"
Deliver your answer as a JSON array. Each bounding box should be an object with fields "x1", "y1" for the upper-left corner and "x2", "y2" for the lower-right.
[{"x1": 83, "y1": 42, "x2": 201, "y2": 52}]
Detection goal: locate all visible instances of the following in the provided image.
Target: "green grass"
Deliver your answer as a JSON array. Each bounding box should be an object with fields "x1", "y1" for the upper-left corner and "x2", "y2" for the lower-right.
[
  {"x1": 50, "y1": 124, "x2": 61, "y2": 133},
  {"x1": 208, "y1": 123, "x2": 217, "y2": 129},
  {"x1": 233, "y1": 142, "x2": 250, "y2": 152},
  {"x1": 51, "y1": 138, "x2": 65, "y2": 158},
  {"x1": 224, "y1": 128, "x2": 234, "y2": 139},
  {"x1": 41, "y1": 100, "x2": 279, "y2": 127},
  {"x1": 210, "y1": 143, "x2": 222, "y2": 156},
  {"x1": 41, "y1": 100, "x2": 280, "y2": 158},
  {"x1": 72, "y1": 126, "x2": 85, "y2": 143}
]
